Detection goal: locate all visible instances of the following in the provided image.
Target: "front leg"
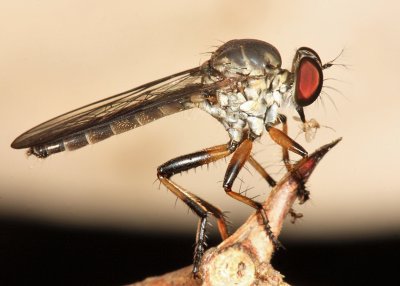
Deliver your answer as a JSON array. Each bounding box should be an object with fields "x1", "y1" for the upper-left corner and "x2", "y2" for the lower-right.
[
  {"x1": 266, "y1": 123, "x2": 308, "y2": 158},
  {"x1": 267, "y1": 116, "x2": 310, "y2": 203}
]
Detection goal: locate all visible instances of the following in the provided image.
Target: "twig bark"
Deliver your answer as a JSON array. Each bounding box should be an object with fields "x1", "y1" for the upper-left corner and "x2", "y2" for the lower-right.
[{"x1": 131, "y1": 138, "x2": 341, "y2": 286}]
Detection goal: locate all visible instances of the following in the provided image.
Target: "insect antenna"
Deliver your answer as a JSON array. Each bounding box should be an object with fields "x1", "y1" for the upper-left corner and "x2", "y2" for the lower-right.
[{"x1": 322, "y1": 48, "x2": 348, "y2": 70}]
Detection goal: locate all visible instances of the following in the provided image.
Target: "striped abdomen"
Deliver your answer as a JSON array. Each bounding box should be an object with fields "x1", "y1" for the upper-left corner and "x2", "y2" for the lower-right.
[{"x1": 29, "y1": 101, "x2": 191, "y2": 158}]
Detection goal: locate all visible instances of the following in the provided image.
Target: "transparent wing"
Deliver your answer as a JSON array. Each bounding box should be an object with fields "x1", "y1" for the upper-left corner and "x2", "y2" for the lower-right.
[{"x1": 12, "y1": 66, "x2": 221, "y2": 148}]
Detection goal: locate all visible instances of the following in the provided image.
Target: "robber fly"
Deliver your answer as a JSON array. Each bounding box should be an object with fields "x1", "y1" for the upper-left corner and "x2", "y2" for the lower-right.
[{"x1": 12, "y1": 39, "x2": 333, "y2": 276}]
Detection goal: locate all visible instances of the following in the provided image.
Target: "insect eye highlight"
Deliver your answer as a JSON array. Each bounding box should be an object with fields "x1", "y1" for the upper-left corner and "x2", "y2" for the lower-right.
[{"x1": 295, "y1": 56, "x2": 323, "y2": 106}]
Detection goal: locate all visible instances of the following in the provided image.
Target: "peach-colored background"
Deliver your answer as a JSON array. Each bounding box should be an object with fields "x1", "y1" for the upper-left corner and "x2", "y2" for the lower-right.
[{"x1": 1, "y1": 0, "x2": 399, "y2": 240}]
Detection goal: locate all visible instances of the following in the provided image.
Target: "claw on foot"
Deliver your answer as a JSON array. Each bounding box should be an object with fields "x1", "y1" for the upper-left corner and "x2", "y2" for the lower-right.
[{"x1": 289, "y1": 208, "x2": 304, "y2": 224}]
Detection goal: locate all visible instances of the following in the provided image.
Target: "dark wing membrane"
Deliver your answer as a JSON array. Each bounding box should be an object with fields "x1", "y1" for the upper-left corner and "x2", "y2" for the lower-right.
[{"x1": 12, "y1": 66, "x2": 218, "y2": 148}]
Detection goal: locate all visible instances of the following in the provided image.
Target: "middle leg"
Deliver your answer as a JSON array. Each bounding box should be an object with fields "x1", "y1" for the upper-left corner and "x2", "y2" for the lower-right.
[
  {"x1": 157, "y1": 142, "x2": 236, "y2": 275},
  {"x1": 223, "y1": 138, "x2": 281, "y2": 247}
]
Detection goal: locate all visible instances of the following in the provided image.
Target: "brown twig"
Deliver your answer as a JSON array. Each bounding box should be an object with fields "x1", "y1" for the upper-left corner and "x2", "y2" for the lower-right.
[{"x1": 131, "y1": 138, "x2": 341, "y2": 286}]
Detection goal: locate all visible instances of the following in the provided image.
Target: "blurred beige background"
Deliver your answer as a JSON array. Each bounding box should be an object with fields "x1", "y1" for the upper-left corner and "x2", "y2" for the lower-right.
[{"x1": 1, "y1": 0, "x2": 399, "y2": 240}]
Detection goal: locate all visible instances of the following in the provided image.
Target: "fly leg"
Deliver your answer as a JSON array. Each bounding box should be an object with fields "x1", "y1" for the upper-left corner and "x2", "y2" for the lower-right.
[
  {"x1": 276, "y1": 114, "x2": 293, "y2": 172},
  {"x1": 157, "y1": 143, "x2": 236, "y2": 276},
  {"x1": 266, "y1": 119, "x2": 307, "y2": 161},
  {"x1": 267, "y1": 115, "x2": 310, "y2": 203},
  {"x1": 223, "y1": 138, "x2": 281, "y2": 248},
  {"x1": 248, "y1": 154, "x2": 305, "y2": 223},
  {"x1": 247, "y1": 155, "x2": 277, "y2": 187}
]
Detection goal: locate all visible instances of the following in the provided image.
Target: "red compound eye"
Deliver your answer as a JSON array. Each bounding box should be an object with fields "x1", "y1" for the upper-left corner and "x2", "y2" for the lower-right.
[{"x1": 295, "y1": 57, "x2": 322, "y2": 106}]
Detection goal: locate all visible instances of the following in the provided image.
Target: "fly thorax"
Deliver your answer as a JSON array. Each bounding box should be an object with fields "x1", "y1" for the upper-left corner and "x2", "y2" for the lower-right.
[
  {"x1": 239, "y1": 77, "x2": 283, "y2": 137},
  {"x1": 199, "y1": 76, "x2": 286, "y2": 142},
  {"x1": 215, "y1": 89, "x2": 247, "y2": 142},
  {"x1": 271, "y1": 69, "x2": 293, "y2": 105}
]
